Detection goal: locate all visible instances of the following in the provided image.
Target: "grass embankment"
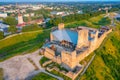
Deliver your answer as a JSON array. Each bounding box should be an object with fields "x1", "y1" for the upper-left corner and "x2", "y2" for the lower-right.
[
  {"x1": 80, "y1": 22, "x2": 120, "y2": 80},
  {"x1": 32, "y1": 72, "x2": 57, "y2": 80},
  {"x1": 0, "y1": 30, "x2": 50, "y2": 61}
]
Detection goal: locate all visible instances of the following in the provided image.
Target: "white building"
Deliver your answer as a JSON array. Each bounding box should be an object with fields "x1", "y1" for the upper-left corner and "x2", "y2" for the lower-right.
[
  {"x1": 24, "y1": 13, "x2": 34, "y2": 17},
  {"x1": 0, "y1": 12, "x2": 7, "y2": 18}
]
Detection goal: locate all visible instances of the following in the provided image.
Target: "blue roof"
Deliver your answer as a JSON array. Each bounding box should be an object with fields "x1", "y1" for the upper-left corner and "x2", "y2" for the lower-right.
[{"x1": 52, "y1": 29, "x2": 78, "y2": 45}]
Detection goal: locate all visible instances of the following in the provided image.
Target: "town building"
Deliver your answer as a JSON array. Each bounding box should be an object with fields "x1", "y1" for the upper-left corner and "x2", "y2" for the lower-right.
[
  {"x1": 0, "y1": 21, "x2": 10, "y2": 35},
  {"x1": 42, "y1": 23, "x2": 112, "y2": 70},
  {"x1": 0, "y1": 12, "x2": 7, "y2": 18}
]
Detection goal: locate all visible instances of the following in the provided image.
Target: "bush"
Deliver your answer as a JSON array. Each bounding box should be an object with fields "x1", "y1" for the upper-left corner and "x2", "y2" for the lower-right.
[{"x1": 40, "y1": 57, "x2": 50, "y2": 66}]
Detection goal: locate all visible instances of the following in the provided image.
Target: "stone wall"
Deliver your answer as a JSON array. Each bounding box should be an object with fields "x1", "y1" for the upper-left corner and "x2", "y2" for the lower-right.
[
  {"x1": 44, "y1": 28, "x2": 112, "y2": 71},
  {"x1": 44, "y1": 48, "x2": 55, "y2": 60},
  {"x1": 61, "y1": 51, "x2": 77, "y2": 70},
  {"x1": 46, "y1": 65, "x2": 83, "y2": 80},
  {"x1": 77, "y1": 29, "x2": 89, "y2": 48},
  {"x1": 42, "y1": 60, "x2": 52, "y2": 67}
]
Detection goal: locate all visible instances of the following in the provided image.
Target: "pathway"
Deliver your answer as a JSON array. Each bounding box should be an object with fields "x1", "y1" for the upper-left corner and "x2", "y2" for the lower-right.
[{"x1": 0, "y1": 49, "x2": 63, "y2": 80}]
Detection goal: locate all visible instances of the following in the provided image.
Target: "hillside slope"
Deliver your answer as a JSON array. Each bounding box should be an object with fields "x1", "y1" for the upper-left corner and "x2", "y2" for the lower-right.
[{"x1": 81, "y1": 22, "x2": 120, "y2": 80}]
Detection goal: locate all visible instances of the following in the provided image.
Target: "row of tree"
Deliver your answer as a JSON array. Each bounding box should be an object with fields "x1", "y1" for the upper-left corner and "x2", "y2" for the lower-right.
[{"x1": 46, "y1": 11, "x2": 105, "y2": 27}]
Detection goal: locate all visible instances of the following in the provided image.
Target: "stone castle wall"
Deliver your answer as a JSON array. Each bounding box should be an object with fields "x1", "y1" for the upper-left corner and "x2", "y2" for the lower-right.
[
  {"x1": 44, "y1": 48, "x2": 55, "y2": 60},
  {"x1": 44, "y1": 27, "x2": 112, "y2": 70}
]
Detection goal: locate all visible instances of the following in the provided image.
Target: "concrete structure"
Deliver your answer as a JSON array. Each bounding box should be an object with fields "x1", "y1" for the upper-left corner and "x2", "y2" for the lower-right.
[
  {"x1": 0, "y1": 12, "x2": 7, "y2": 18},
  {"x1": 42, "y1": 23, "x2": 112, "y2": 70}
]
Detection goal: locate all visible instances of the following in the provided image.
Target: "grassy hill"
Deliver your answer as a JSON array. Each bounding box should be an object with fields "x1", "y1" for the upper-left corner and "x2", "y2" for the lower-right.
[
  {"x1": 0, "y1": 30, "x2": 50, "y2": 61},
  {"x1": 65, "y1": 14, "x2": 110, "y2": 29},
  {"x1": 80, "y1": 22, "x2": 120, "y2": 80}
]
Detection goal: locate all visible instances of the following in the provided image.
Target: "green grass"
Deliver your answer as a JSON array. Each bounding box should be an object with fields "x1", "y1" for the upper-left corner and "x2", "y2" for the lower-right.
[
  {"x1": 40, "y1": 57, "x2": 50, "y2": 66},
  {"x1": 32, "y1": 72, "x2": 57, "y2": 80},
  {"x1": 0, "y1": 68, "x2": 3, "y2": 80},
  {"x1": 49, "y1": 70, "x2": 71, "y2": 80},
  {"x1": 65, "y1": 15, "x2": 105, "y2": 29},
  {"x1": 65, "y1": 14, "x2": 111, "y2": 29},
  {"x1": 0, "y1": 30, "x2": 50, "y2": 61},
  {"x1": 47, "y1": 62, "x2": 68, "y2": 72}
]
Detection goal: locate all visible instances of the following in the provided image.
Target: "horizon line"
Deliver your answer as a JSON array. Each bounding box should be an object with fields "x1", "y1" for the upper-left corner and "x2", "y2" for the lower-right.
[{"x1": 0, "y1": 1, "x2": 120, "y2": 2}]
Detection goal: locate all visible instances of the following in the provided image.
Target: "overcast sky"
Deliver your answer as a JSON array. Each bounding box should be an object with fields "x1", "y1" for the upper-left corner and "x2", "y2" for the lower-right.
[{"x1": 0, "y1": 0, "x2": 120, "y2": 2}]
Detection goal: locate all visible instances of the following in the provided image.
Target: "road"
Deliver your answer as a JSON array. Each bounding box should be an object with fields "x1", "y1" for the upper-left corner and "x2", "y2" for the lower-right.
[{"x1": 0, "y1": 49, "x2": 63, "y2": 80}]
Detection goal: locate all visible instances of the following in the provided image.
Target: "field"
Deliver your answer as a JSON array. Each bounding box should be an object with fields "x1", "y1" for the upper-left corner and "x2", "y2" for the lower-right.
[
  {"x1": 0, "y1": 30, "x2": 50, "y2": 61},
  {"x1": 32, "y1": 72, "x2": 57, "y2": 80},
  {"x1": 65, "y1": 14, "x2": 106, "y2": 28}
]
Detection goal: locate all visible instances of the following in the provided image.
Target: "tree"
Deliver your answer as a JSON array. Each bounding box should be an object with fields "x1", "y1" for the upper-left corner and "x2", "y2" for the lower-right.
[
  {"x1": 8, "y1": 25, "x2": 17, "y2": 33},
  {"x1": 22, "y1": 24, "x2": 42, "y2": 32},
  {"x1": 0, "y1": 31, "x2": 4, "y2": 40},
  {"x1": 3, "y1": 16, "x2": 17, "y2": 25}
]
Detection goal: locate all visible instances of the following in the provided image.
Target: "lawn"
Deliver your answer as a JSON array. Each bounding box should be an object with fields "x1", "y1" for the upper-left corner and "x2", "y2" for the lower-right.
[
  {"x1": 0, "y1": 30, "x2": 50, "y2": 61},
  {"x1": 32, "y1": 72, "x2": 57, "y2": 80}
]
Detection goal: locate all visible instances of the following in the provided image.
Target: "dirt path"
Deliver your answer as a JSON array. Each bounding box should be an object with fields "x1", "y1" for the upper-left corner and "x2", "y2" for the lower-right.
[{"x1": 0, "y1": 50, "x2": 63, "y2": 80}]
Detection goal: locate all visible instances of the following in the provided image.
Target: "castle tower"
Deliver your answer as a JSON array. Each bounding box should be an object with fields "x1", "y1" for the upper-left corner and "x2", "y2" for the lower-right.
[
  {"x1": 61, "y1": 51, "x2": 77, "y2": 70},
  {"x1": 58, "y1": 23, "x2": 64, "y2": 30},
  {"x1": 77, "y1": 29, "x2": 89, "y2": 48},
  {"x1": 18, "y1": 13, "x2": 24, "y2": 24},
  {"x1": 89, "y1": 30, "x2": 98, "y2": 50}
]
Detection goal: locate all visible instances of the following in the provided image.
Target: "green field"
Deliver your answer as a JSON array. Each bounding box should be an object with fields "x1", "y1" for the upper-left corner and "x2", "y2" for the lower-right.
[
  {"x1": 0, "y1": 30, "x2": 50, "y2": 61},
  {"x1": 65, "y1": 14, "x2": 110, "y2": 29},
  {"x1": 80, "y1": 22, "x2": 120, "y2": 80},
  {"x1": 32, "y1": 72, "x2": 57, "y2": 80}
]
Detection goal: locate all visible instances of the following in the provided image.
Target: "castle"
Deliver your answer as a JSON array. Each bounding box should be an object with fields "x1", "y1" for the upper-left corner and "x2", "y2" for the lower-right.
[{"x1": 42, "y1": 23, "x2": 112, "y2": 70}]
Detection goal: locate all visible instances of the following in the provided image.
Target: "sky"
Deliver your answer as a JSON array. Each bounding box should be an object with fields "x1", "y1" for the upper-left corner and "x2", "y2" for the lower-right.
[{"x1": 0, "y1": 0, "x2": 120, "y2": 2}]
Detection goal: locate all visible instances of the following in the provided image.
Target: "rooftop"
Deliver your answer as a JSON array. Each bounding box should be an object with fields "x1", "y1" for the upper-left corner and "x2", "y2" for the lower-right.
[{"x1": 52, "y1": 29, "x2": 78, "y2": 45}]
